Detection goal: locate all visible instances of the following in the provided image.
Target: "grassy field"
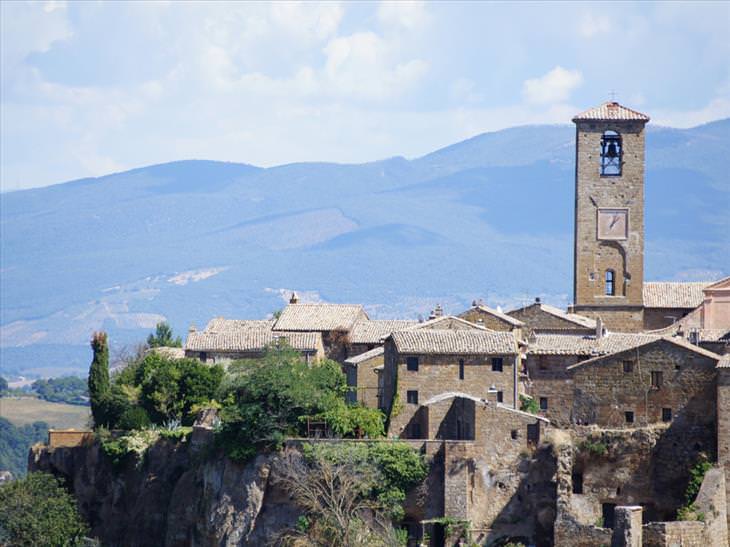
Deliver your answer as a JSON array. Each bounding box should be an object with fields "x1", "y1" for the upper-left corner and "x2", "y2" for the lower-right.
[{"x1": 0, "y1": 397, "x2": 90, "y2": 429}]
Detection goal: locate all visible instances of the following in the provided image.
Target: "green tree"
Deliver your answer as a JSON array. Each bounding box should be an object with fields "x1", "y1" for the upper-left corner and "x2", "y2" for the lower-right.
[
  {"x1": 88, "y1": 332, "x2": 110, "y2": 427},
  {"x1": 0, "y1": 376, "x2": 8, "y2": 393},
  {"x1": 0, "y1": 472, "x2": 88, "y2": 546},
  {"x1": 0, "y1": 418, "x2": 48, "y2": 477},
  {"x1": 147, "y1": 321, "x2": 182, "y2": 348}
]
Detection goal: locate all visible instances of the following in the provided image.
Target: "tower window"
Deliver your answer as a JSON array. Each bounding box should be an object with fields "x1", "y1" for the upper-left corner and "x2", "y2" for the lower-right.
[
  {"x1": 625, "y1": 411, "x2": 634, "y2": 424},
  {"x1": 406, "y1": 390, "x2": 419, "y2": 404},
  {"x1": 406, "y1": 357, "x2": 419, "y2": 371},
  {"x1": 600, "y1": 130, "x2": 622, "y2": 176},
  {"x1": 539, "y1": 397, "x2": 548, "y2": 410},
  {"x1": 605, "y1": 270, "x2": 615, "y2": 296},
  {"x1": 662, "y1": 408, "x2": 672, "y2": 422},
  {"x1": 491, "y1": 357, "x2": 503, "y2": 372},
  {"x1": 459, "y1": 359, "x2": 465, "y2": 380},
  {"x1": 497, "y1": 391, "x2": 504, "y2": 403}
]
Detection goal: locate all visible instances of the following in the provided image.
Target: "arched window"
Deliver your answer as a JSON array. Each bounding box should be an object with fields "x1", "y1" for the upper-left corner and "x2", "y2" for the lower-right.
[
  {"x1": 600, "y1": 130, "x2": 622, "y2": 176},
  {"x1": 605, "y1": 270, "x2": 615, "y2": 296}
]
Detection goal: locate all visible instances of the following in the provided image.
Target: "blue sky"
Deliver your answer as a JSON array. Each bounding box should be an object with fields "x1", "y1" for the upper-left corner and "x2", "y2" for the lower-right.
[{"x1": 1, "y1": 1, "x2": 728, "y2": 191}]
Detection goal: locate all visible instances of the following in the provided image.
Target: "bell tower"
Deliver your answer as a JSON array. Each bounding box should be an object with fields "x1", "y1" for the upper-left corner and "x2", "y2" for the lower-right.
[{"x1": 572, "y1": 102, "x2": 650, "y2": 332}]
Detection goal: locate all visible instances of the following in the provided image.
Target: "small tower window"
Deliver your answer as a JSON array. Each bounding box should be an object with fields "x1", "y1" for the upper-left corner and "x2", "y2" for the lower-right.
[
  {"x1": 600, "y1": 130, "x2": 622, "y2": 176},
  {"x1": 605, "y1": 270, "x2": 615, "y2": 296}
]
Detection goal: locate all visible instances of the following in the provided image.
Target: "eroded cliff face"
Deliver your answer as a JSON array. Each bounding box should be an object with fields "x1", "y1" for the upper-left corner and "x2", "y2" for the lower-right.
[{"x1": 29, "y1": 440, "x2": 299, "y2": 547}]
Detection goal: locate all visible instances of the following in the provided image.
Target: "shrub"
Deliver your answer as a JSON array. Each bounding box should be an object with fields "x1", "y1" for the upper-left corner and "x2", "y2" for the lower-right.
[
  {"x1": 519, "y1": 394, "x2": 539, "y2": 414},
  {"x1": 0, "y1": 472, "x2": 88, "y2": 546},
  {"x1": 578, "y1": 439, "x2": 608, "y2": 456},
  {"x1": 116, "y1": 406, "x2": 151, "y2": 430}
]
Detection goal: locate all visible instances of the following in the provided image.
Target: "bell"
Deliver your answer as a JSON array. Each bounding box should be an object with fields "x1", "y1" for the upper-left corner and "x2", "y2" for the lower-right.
[{"x1": 607, "y1": 142, "x2": 618, "y2": 158}]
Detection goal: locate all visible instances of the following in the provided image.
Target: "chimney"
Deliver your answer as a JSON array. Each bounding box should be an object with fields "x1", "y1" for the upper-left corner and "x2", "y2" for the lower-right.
[
  {"x1": 189, "y1": 324, "x2": 197, "y2": 334},
  {"x1": 434, "y1": 304, "x2": 444, "y2": 317},
  {"x1": 535, "y1": 297, "x2": 541, "y2": 304},
  {"x1": 289, "y1": 292, "x2": 299, "y2": 304},
  {"x1": 472, "y1": 299, "x2": 478, "y2": 307},
  {"x1": 595, "y1": 317, "x2": 604, "y2": 339}
]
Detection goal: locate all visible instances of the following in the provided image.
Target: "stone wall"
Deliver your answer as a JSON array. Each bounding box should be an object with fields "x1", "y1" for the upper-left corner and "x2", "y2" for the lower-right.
[
  {"x1": 508, "y1": 304, "x2": 593, "y2": 333},
  {"x1": 573, "y1": 119, "x2": 647, "y2": 332},
  {"x1": 47, "y1": 430, "x2": 94, "y2": 448},
  {"x1": 573, "y1": 305, "x2": 644, "y2": 333},
  {"x1": 525, "y1": 354, "x2": 580, "y2": 426},
  {"x1": 643, "y1": 308, "x2": 693, "y2": 331},
  {"x1": 718, "y1": 367, "x2": 730, "y2": 532},
  {"x1": 458, "y1": 308, "x2": 519, "y2": 334},
  {"x1": 570, "y1": 341, "x2": 717, "y2": 429},
  {"x1": 385, "y1": 348, "x2": 517, "y2": 437},
  {"x1": 349, "y1": 352, "x2": 383, "y2": 408}
]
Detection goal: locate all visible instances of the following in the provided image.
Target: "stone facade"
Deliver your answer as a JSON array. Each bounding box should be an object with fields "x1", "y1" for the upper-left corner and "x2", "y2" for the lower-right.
[
  {"x1": 643, "y1": 307, "x2": 695, "y2": 331},
  {"x1": 383, "y1": 344, "x2": 518, "y2": 438},
  {"x1": 525, "y1": 353, "x2": 580, "y2": 426},
  {"x1": 572, "y1": 113, "x2": 648, "y2": 333},
  {"x1": 458, "y1": 305, "x2": 523, "y2": 337},
  {"x1": 343, "y1": 347, "x2": 383, "y2": 408},
  {"x1": 718, "y1": 366, "x2": 730, "y2": 532},
  {"x1": 569, "y1": 339, "x2": 718, "y2": 429},
  {"x1": 508, "y1": 301, "x2": 595, "y2": 334}
]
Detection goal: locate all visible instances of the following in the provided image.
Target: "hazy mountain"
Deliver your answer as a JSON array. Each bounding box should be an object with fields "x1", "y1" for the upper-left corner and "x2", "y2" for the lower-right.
[{"x1": 2, "y1": 120, "x2": 728, "y2": 377}]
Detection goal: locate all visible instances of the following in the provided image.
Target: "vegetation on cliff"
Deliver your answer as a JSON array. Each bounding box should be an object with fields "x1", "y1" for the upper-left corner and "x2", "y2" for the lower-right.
[
  {"x1": 0, "y1": 418, "x2": 48, "y2": 477},
  {"x1": 0, "y1": 472, "x2": 88, "y2": 546},
  {"x1": 276, "y1": 442, "x2": 427, "y2": 545},
  {"x1": 217, "y1": 344, "x2": 385, "y2": 461}
]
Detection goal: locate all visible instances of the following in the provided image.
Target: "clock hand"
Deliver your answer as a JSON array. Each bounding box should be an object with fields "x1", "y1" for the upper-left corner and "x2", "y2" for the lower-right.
[{"x1": 610, "y1": 215, "x2": 619, "y2": 228}]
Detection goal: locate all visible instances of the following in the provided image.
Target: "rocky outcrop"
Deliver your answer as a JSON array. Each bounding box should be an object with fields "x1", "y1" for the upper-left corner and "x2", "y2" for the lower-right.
[{"x1": 29, "y1": 439, "x2": 299, "y2": 547}]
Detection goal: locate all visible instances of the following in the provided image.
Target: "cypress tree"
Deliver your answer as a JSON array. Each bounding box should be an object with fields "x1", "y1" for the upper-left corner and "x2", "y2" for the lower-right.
[{"x1": 88, "y1": 331, "x2": 110, "y2": 427}]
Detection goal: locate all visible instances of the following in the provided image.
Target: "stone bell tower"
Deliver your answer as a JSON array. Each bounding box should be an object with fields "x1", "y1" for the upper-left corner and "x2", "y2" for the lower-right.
[{"x1": 572, "y1": 102, "x2": 650, "y2": 332}]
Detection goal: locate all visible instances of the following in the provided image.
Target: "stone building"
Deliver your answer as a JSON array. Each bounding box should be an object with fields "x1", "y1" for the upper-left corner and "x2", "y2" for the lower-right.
[
  {"x1": 381, "y1": 327, "x2": 520, "y2": 438},
  {"x1": 458, "y1": 300, "x2": 525, "y2": 337},
  {"x1": 571, "y1": 101, "x2": 650, "y2": 333},
  {"x1": 507, "y1": 298, "x2": 596, "y2": 334},
  {"x1": 184, "y1": 318, "x2": 324, "y2": 363},
  {"x1": 717, "y1": 356, "x2": 730, "y2": 532},
  {"x1": 567, "y1": 336, "x2": 720, "y2": 430},
  {"x1": 343, "y1": 346, "x2": 384, "y2": 408},
  {"x1": 347, "y1": 319, "x2": 418, "y2": 356},
  {"x1": 642, "y1": 281, "x2": 712, "y2": 331},
  {"x1": 272, "y1": 298, "x2": 368, "y2": 360}
]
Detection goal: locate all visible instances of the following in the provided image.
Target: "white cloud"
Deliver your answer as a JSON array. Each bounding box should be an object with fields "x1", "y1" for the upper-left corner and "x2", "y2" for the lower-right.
[
  {"x1": 377, "y1": 1, "x2": 429, "y2": 30},
  {"x1": 652, "y1": 95, "x2": 730, "y2": 128},
  {"x1": 578, "y1": 13, "x2": 612, "y2": 38},
  {"x1": 449, "y1": 78, "x2": 484, "y2": 104},
  {"x1": 522, "y1": 66, "x2": 583, "y2": 105}
]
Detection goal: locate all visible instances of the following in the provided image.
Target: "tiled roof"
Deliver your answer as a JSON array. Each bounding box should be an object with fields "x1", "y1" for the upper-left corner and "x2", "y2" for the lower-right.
[
  {"x1": 344, "y1": 346, "x2": 385, "y2": 366},
  {"x1": 508, "y1": 303, "x2": 596, "y2": 329},
  {"x1": 643, "y1": 281, "x2": 710, "y2": 308},
  {"x1": 349, "y1": 320, "x2": 419, "y2": 344},
  {"x1": 406, "y1": 315, "x2": 489, "y2": 331},
  {"x1": 204, "y1": 318, "x2": 275, "y2": 332},
  {"x1": 699, "y1": 329, "x2": 730, "y2": 342},
  {"x1": 567, "y1": 336, "x2": 721, "y2": 370},
  {"x1": 185, "y1": 329, "x2": 320, "y2": 353},
  {"x1": 529, "y1": 333, "x2": 660, "y2": 356},
  {"x1": 391, "y1": 329, "x2": 517, "y2": 355},
  {"x1": 463, "y1": 305, "x2": 525, "y2": 327},
  {"x1": 718, "y1": 355, "x2": 730, "y2": 369},
  {"x1": 572, "y1": 102, "x2": 650, "y2": 122},
  {"x1": 272, "y1": 303, "x2": 366, "y2": 332}
]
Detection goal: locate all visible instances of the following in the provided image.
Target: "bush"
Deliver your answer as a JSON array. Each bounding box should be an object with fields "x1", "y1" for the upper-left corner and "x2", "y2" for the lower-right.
[
  {"x1": 519, "y1": 394, "x2": 539, "y2": 414},
  {"x1": 217, "y1": 344, "x2": 349, "y2": 461},
  {"x1": 0, "y1": 472, "x2": 88, "y2": 546},
  {"x1": 307, "y1": 401, "x2": 385, "y2": 439},
  {"x1": 116, "y1": 406, "x2": 151, "y2": 430},
  {"x1": 0, "y1": 418, "x2": 48, "y2": 477},
  {"x1": 578, "y1": 439, "x2": 608, "y2": 456},
  {"x1": 31, "y1": 376, "x2": 88, "y2": 405}
]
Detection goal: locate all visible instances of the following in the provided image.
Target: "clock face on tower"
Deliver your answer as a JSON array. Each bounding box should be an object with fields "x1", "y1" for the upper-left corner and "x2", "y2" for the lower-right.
[{"x1": 597, "y1": 208, "x2": 628, "y2": 240}]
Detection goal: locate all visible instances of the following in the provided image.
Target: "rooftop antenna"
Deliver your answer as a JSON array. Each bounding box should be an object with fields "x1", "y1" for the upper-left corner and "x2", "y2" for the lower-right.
[{"x1": 609, "y1": 90, "x2": 618, "y2": 102}]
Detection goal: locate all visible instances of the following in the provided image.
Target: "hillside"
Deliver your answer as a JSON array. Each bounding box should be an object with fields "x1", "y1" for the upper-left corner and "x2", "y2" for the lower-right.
[{"x1": 1, "y1": 121, "x2": 729, "y2": 377}]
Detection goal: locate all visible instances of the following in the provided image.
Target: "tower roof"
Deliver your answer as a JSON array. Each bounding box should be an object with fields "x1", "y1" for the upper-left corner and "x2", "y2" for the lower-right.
[{"x1": 572, "y1": 101, "x2": 650, "y2": 123}]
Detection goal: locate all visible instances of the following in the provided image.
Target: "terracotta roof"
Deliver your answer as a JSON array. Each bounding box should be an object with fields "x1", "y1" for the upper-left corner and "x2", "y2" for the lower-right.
[
  {"x1": 529, "y1": 333, "x2": 660, "y2": 356},
  {"x1": 572, "y1": 102, "x2": 650, "y2": 122},
  {"x1": 349, "y1": 320, "x2": 419, "y2": 344},
  {"x1": 185, "y1": 329, "x2": 321, "y2": 353},
  {"x1": 699, "y1": 329, "x2": 730, "y2": 342},
  {"x1": 344, "y1": 346, "x2": 385, "y2": 366},
  {"x1": 461, "y1": 305, "x2": 525, "y2": 327},
  {"x1": 203, "y1": 318, "x2": 275, "y2": 332},
  {"x1": 567, "y1": 336, "x2": 721, "y2": 370},
  {"x1": 272, "y1": 303, "x2": 367, "y2": 332},
  {"x1": 718, "y1": 355, "x2": 730, "y2": 369},
  {"x1": 643, "y1": 281, "x2": 711, "y2": 309},
  {"x1": 390, "y1": 329, "x2": 517, "y2": 355}
]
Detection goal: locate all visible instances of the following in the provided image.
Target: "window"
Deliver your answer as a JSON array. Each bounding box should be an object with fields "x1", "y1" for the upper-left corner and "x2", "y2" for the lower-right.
[
  {"x1": 497, "y1": 391, "x2": 504, "y2": 403},
  {"x1": 511, "y1": 429, "x2": 518, "y2": 440},
  {"x1": 539, "y1": 397, "x2": 548, "y2": 410},
  {"x1": 623, "y1": 360, "x2": 634, "y2": 373},
  {"x1": 199, "y1": 352, "x2": 207, "y2": 362},
  {"x1": 491, "y1": 357, "x2": 504, "y2": 372},
  {"x1": 651, "y1": 371, "x2": 663, "y2": 389},
  {"x1": 662, "y1": 408, "x2": 672, "y2": 422},
  {"x1": 406, "y1": 390, "x2": 418, "y2": 404},
  {"x1": 605, "y1": 270, "x2": 615, "y2": 296},
  {"x1": 406, "y1": 357, "x2": 419, "y2": 371},
  {"x1": 600, "y1": 130, "x2": 622, "y2": 176},
  {"x1": 625, "y1": 411, "x2": 634, "y2": 424},
  {"x1": 459, "y1": 359, "x2": 465, "y2": 380},
  {"x1": 572, "y1": 472, "x2": 584, "y2": 494}
]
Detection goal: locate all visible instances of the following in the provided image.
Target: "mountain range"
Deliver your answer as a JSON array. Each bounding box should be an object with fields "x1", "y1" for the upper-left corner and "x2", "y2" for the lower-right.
[{"x1": 2, "y1": 120, "x2": 729, "y2": 378}]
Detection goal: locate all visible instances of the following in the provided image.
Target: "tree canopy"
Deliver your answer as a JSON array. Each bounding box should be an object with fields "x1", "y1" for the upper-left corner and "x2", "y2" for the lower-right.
[
  {"x1": 147, "y1": 321, "x2": 182, "y2": 348},
  {"x1": 0, "y1": 472, "x2": 88, "y2": 546}
]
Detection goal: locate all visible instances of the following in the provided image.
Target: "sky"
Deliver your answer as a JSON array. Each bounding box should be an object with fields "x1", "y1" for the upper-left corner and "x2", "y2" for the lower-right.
[{"x1": 1, "y1": 1, "x2": 729, "y2": 192}]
